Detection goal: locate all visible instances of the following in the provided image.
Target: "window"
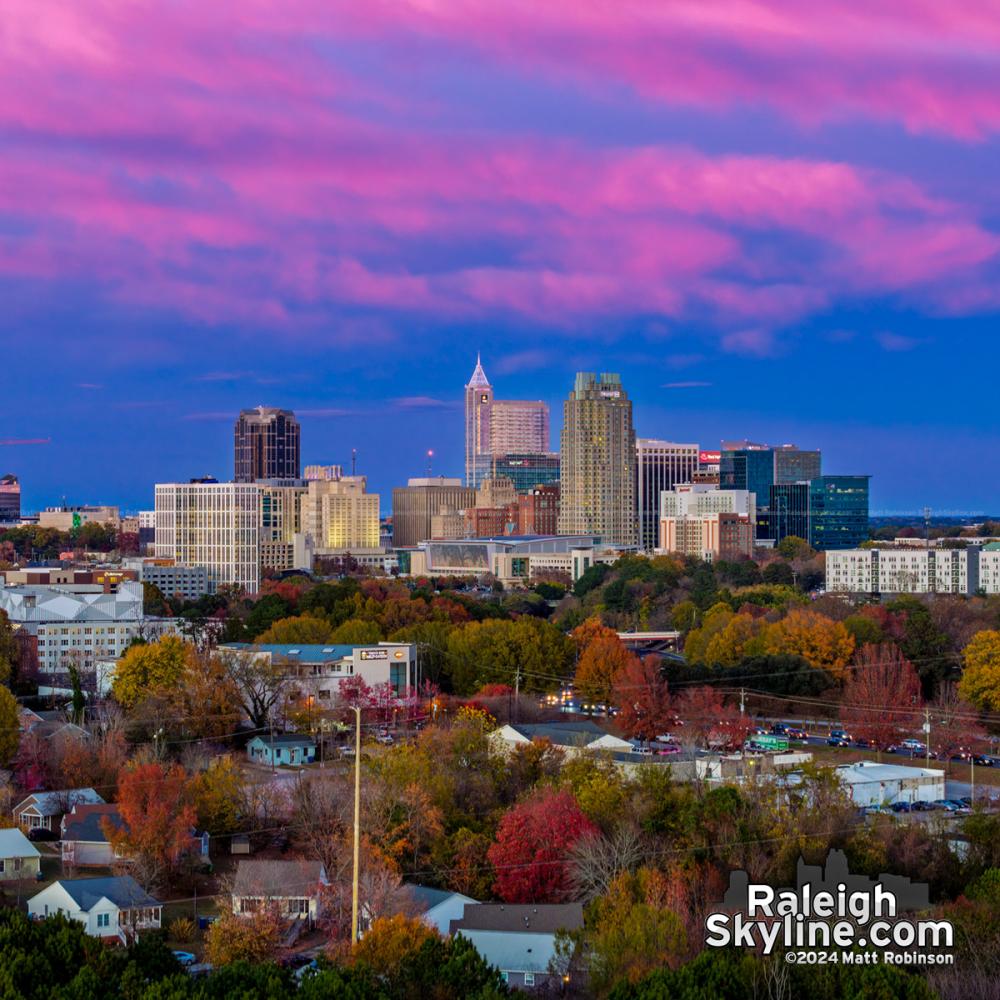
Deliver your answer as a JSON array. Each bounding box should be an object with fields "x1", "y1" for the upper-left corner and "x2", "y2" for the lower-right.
[
  {"x1": 524, "y1": 973, "x2": 535, "y2": 986},
  {"x1": 288, "y1": 898, "x2": 309, "y2": 915},
  {"x1": 0, "y1": 860, "x2": 4, "y2": 873},
  {"x1": 97, "y1": 913, "x2": 110, "y2": 928}
]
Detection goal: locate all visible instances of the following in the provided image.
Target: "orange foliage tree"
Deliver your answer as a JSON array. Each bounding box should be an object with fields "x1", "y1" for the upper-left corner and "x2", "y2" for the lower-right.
[
  {"x1": 205, "y1": 906, "x2": 284, "y2": 965},
  {"x1": 104, "y1": 762, "x2": 197, "y2": 887},
  {"x1": 841, "y1": 643, "x2": 922, "y2": 754},
  {"x1": 613, "y1": 656, "x2": 674, "y2": 743},
  {"x1": 763, "y1": 608, "x2": 855, "y2": 679},
  {"x1": 351, "y1": 914, "x2": 438, "y2": 976},
  {"x1": 575, "y1": 636, "x2": 639, "y2": 709}
]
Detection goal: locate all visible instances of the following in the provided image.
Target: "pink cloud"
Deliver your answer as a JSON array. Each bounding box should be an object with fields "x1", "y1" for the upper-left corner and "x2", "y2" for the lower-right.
[{"x1": 0, "y1": 1, "x2": 996, "y2": 344}]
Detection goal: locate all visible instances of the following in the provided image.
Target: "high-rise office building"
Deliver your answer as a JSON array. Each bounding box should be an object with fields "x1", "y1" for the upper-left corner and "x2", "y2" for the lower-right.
[
  {"x1": 492, "y1": 453, "x2": 560, "y2": 494},
  {"x1": 234, "y1": 406, "x2": 300, "y2": 483},
  {"x1": 464, "y1": 356, "x2": 549, "y2": 488},
  {"x1": 517, "y1": 483, "x2": 560, "y2": 536},
  {"x1": 720, "y1": 443, "x2": 821, "y2": 508},
  {"x1": 635, "y1": 440, "x2": 699, "y2": 552},
  {"x1": 299, "y1": 477, "x2": 380, "y2": 550},
  {"x1": 763, "y1": 475, "x2": 870, "y2": 550},
  {"x1": 392, "y1": 478, "x2": 477, "y2": 548},
  {"x1": 657, "y1": 483, "x2": 755, "y2": 561},
  {"x1": 0, "y1": 474, "x2": 21, "y2": 521},
  {"x1": 557, "y1": 372, "x2": 637, "y2": 546}
]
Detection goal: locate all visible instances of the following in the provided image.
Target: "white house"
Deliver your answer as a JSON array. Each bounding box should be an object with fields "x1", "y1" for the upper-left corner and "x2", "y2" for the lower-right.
[
  {"x1": 0, "y1": 828, "x2": 41, "y2": 881},
  {"x1": 406, "y1": 885, "x2": 478, "y2": 936},
  {"x1": 232, "y1": 860, "x2": 329, "y2": 926},
  {"x1": 492, "y1": 721, "x2": 633, "y2": 758},
  {"x1": 449, "y1": 902, "x2": 584, "y2": 992},
  {"x1": 14, "y1": 788, "x2": 105, "y2": 834},
  {"x1": 60, "y1": 804, "x2": 128, "y2": 867},
  {"x1": 27, "y1": 876, "x2": 162, "y2": 943}
]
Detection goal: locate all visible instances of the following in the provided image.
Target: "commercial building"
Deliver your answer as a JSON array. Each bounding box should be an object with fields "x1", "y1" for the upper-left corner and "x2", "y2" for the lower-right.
[
  {"x1": 0, "y1": 580, "x2": 179, "y2": 687},
  {"x1": 298, "y1": 477, "x2": 379, "y2": 550},
  {"x1": 155, "y1": 481, "x2": 265, "y2": 592},
  {"x1": 403, "y1": 534, "x2": 613, "y2": 585},
  {"x1": 807, "y1": 475, "x2": 870, "y2": 550},
  {"x1": 826, "y1": 547, "x2": 978, "y2": 596},
  {"x1": 720, "y1": 443, "x2": 821, "y2": 507},
  {"x1": 0, "y1": 474, "x2": 20, "y2": 521},
  {"x1": 491, "y1": 453, "x2": 560, "y2": 494},
  {"x1": 38, "y1": 506, "x2": 120, "y2": 531},
  {"x1": 219, "y1": 642, "x2": 418, "y2": 701},
  {"x1": 635, "y1": 440, "x2": 700, "y2": 552},
  {"x1": 123, "y1": 560, "x2": 212, "y2": 601},
  {"x1": 558, "y1": 372, "x2": 637, "y2": 546},
  {"x1": 391, "y1": 478, "x2": 476, "y2": 548},
  {"x1": 234, "y1": 406, "x2": 300, "y2": 483},
  {"x1": 834, "y1": 762, "x2": 944, "y2": 807},
  {"x1": 517, "y1": 484, "x2": 560, "y2": 536},
  {"x1": 464, "y1": 356, "x2": 549, "y2": 488},
  {"x1": 980, "y1": 544, "x2": 1000, "y2": 594},
  {"x1": 657, "y1": 484, "x2": 755, "y2": 562},
  {"x1": 303, "y1": 464, "x2": 344, "y2": 481}
]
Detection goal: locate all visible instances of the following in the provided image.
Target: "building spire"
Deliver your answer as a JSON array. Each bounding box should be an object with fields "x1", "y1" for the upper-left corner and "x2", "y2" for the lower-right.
[{"x1": 467, "y1": 352, "x2": 490, "y2": 389}]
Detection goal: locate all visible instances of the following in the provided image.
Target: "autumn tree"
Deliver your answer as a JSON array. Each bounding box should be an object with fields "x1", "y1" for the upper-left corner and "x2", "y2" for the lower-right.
[
  {"x1": 187, "y1": 756, "x2": 244, "y2": 835},
  {"x1": 105, "y1": 762, "x2": 197, "y2": 888},
  {"x1": 703, "y1": 613, "x2": 766, "y2": 667},
  {"x1": 571, "y1": 617, "x2": 620, "y2": 656},
  {"x1": 763, "y1": 608, "x2": 855, "y2": 680},
  {"x1": 177, "y1": 649, "x2": 242, "y2": 740},
  {"x1": 673, "y1": 686, "x2": 749, "y2": 751},
  {"x1": 351, "y1": 914, "x2": 438, "y2": 977},
  {"x1": 841, "y1": 643, "x2": 922, "y2": 754},
  {"x1": 573, "y1": 868, "x2": 687, "y2": 998},
  {"x1": 487, "y1": 787, "x2": 599, "y2": 903},
  {"x1": 205, "y1": 907, "x2": 284, "y2": 966},
  {"x1": 111, "y1": 635, "x2": 191, "y2": 708},
  {"x1": 0, "y1": 686, "x2": 19, "y2": 764},
  {"x1": 256, "y1": 613, "x2": 334, "y2": 644},
  {"x1": 613, "y1": 656, "x2": 673, "y2": 743},
  {"x1": 959, "y1": 630, "x2": 1000, "y2": 711},
  {"x1": 576, "y1": 636, "x2": 639, "y2": 709},
  {"x1": 680, "y1": 603, "x2": 734, "y2": 666}
]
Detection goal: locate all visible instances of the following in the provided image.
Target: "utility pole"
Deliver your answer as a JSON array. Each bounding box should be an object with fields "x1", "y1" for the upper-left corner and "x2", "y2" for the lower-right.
[
  {"x1": 351, "y1": 705, "x2": 361, "y2": 945},
  {"x1": 514, "y1": 665, "x2": 522, "y2": 724},
  {"x1": 739, "y1": 687, "x2": 746, "y2": 717},
  {"x1": 269, "y1": 716, "x2": 276, "y2": 776},
  {"x1": 924, "y1": 707, "x2": 931, "y2": 770}
]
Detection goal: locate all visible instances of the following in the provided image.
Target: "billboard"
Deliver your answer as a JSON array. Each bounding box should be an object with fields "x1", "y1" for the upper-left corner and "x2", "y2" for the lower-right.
[
  {"x1": 359, "y1": 648, "x2": 389, "y2": 661},
  {"x1": 699, "y1": 450, "x2": 721, "y2": 465}
]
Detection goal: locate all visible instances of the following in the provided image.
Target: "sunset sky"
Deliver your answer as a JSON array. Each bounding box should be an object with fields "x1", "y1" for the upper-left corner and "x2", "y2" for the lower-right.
[{"x1": 3, "y1": 2, "x2": 999, "y2": 512}]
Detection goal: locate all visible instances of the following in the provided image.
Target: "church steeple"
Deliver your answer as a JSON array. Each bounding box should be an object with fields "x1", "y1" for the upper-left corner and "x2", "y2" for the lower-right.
[{"x1": 467, "y1": 352, "x2": 491, "y2": 389}]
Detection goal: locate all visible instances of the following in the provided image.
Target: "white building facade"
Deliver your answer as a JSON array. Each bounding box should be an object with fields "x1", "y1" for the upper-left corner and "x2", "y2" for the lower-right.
[{"x1": 826, "y1": 547, "x2": 983, "y2": 595}]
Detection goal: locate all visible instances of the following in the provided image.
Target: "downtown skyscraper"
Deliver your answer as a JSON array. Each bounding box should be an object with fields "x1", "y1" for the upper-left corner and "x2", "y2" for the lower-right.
[
  {"x1": 463, "y1": 355, "x2": 549, "y2": 488},
  {"x1": 557, "y1": 372, "x2": 637, "y2": 546},
  {"x1": 234, "y1": 406, "x2": 301, "y2": 483}
]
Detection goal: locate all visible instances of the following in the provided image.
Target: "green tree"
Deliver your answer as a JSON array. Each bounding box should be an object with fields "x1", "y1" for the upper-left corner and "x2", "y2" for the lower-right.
[
  {"x1": 256, "y1": 613, "x2": 334, "y2": 644},
  {"x1": 111, "y1": 635, "x2": 192, "y2": 708},
  {"x1": 330, "y1": 618, "x2": 384, "y2": 644}
]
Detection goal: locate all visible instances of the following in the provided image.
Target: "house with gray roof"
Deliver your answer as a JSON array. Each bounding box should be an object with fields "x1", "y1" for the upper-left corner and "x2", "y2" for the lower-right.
[
  {"x1": 449, "y1": 902, "x2": 584, "y2": 992},
  {"x1": 14, "y1": 788, "x2": 105, "y2": 834},
  {"x1": 60, "y1": 803, "x2": 129, "y2": 867},
  {"x1": 0, "y1": 828, "x2": 41, "y2": 881},
  {"x1": 27, "y1": 875, "x2": 162, "y2": 942},
  {"x1": 406, "y1": 884, "x2": 479, "y2": 936},
  {"x1": 232, "y1": 859, "x2": 329, "y2": 925}
]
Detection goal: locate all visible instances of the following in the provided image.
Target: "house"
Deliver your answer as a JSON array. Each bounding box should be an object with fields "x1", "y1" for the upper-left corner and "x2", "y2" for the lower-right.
[
  {"x1": 60, "y1": 804, "x2": 128, "y2": 867},
  {"x1": 246, "y1": 734, "x2": 316, "y2": 767},
  {"x1": 14, "y1": 788, "x2": 105, "y2": 833},
  {"x1": 0, "y1": 828, "x2": 42, "y2": 880},
  {"x1": 27, "y1": 875, "x2": 162, "y2": 943},
  {"x1": 449, "y1": 902, "x2": 584, "y2": 991},
  {"x1": 232, "y1": 859, "x2": 329, "y2": 925},
  {"x1": 406, "y1": 885, "x2": 478, "y2": 936}
]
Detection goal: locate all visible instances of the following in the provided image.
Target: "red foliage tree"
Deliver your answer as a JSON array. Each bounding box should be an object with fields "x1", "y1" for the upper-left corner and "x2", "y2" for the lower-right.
[
  {"x1": 613, "y1": 656, "x2": 674, "y2": 743},
  {"x1": 487, "y1": 788, "x2": 599, "y2": 903},
  {"x1": 674, "y1": 686, "x2": 751, "y2": 750},
  {"x1": 841, "y1": 643, "x2": 923, "y2": 753}
]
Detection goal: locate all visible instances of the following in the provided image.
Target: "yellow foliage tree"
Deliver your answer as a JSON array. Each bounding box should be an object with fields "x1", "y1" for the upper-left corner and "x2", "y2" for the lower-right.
[
  {"x1": 256, "y1": 613, "x2": 334, "y2": 644},
  {"x1": 763, "y1": 609, "x2": 855, "y2": 680},
  {"x1": 111, "y1": 635, "x2": 191, "y2": 708},
  {"x1": 205, "y1": 908, "x2": 283, "y2": 965},
  {"x1": 703, "y1": 613, "x2": 766, "y2": 667},
  {"x1": 188, "y1": 756, "x2": 244, "y2": 835},
  {"x1": 571, "y1": 616, "x2": 620, "y2": 656},
  {"x1": 681, "y1": 602, "x2": 734, "y2": 666},
  {"x1": 352, "y1": 914, "x2": 438, "y2": 975},
  {"x1": 959, "y1": 630, "x2": 1000, "y2": 711}
]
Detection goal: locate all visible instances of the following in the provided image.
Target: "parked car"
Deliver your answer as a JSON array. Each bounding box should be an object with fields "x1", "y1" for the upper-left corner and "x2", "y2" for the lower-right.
[
  {"x1": 630, "y1": 745, "x2": 654, "y2": 756},
  {"x1": 958, "y1": 797, "x2": 973, "y2": 807},
  {"x1": 900, "y1": 738, "x2": 925, "y2": 752},
  {"x1": 934, "y1": 799, "x2": 959, "y2": 812},
  {"x1": 910, "y1": 801, "x2": 934, "y2": 811},
  {"x1": 173, "y1": 952, "x2": 197, "y2": 967},
  {"x1": 375, "y1": 733, "x2": 394, "y2": 745},
  {"x1": 890, "y1": 801, "x2": 911, "y2": 813},
  {"x1": 339, "y1": 744, "x2": 356, "y2": 758},
  {"x1": 864, "y1": 804, "x2": 890, "y2": 815},
  {"x1": 656, "y1": 745, "x2": 682, "y2": 756},
  {"x1": 27, "y1": 827, "x2": 59, "y2": 842}
]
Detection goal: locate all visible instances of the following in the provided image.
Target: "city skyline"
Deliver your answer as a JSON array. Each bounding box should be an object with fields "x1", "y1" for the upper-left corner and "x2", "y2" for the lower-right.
[{"x1": 2, "y1": 350, "x2": 994, "y2": 516}]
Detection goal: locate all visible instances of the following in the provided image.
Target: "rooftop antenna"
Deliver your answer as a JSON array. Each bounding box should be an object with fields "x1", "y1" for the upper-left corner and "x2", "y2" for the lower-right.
[
  {"x1": 426, "y1": 449, "x2": 434, "y2": 477},
  {"x1": 351, "y1": 448, "x2": 357, "y2": 477}
]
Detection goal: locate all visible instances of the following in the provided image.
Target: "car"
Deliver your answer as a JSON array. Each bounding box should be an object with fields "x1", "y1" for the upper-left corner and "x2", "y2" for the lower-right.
[
  {"x1": 631, "y1": 745, "x2": 654, "y2": 756},
  {"x1": 890, "y1": 801, "x2": 911, "y2": 813},
  {"x1": 771, "y1": 724, "x2": 789, "y2": 736},
  {"x1": 751, "y1": 727, "x2": 769, "y2": 736},
  {"x1": 785, "y1": 727, "x2": 808, "y2": 740},
  {"x1": 910, "y1": 800, "x2": 934, "y2": 811},
  {"x1": 946, "y1": 800, "x2": 972, "y2": 815},
  {"x1": 933, "y1": 799, "x2": 959, "y2": 812},
  {"x1": 375, "y1": 733, "x2": 394, "y2": 745},
  {"x1": 958, "y1": 797, "x2": 973, "y2": 807},
  {"x1": 827, "y1": 736, "x2": 850, "y2": 747},
  {"x1": 656, "y1": 745, "x2": 682, "y2": 756},
  {"x1": 900, "y1": 738, "x2": 925, "y2": 751},
  {"x1": 972, "y1": 755, "x2": 993, "y2": 767},
  {"x1": 173, "y1": 951, "x2": 197, "y2": 967},
  {"x1": 950, "y1": 749, "x2": 972, "y2": 761},
  {"x1": 864, "y1": 804, "x2": 890, "y2": 815},
  {"x1": 27, "y1": 827, "x2": 59, "y2": 842},
  {"x1": 339, "y1": 744, "x2": 356, "y2": 758},
  {"x1": 855, "y1": 738, "x2": 871, "y2": 748},
  {"x1": 293, "y1": 960, "x2": 320, "y2": 982}
]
